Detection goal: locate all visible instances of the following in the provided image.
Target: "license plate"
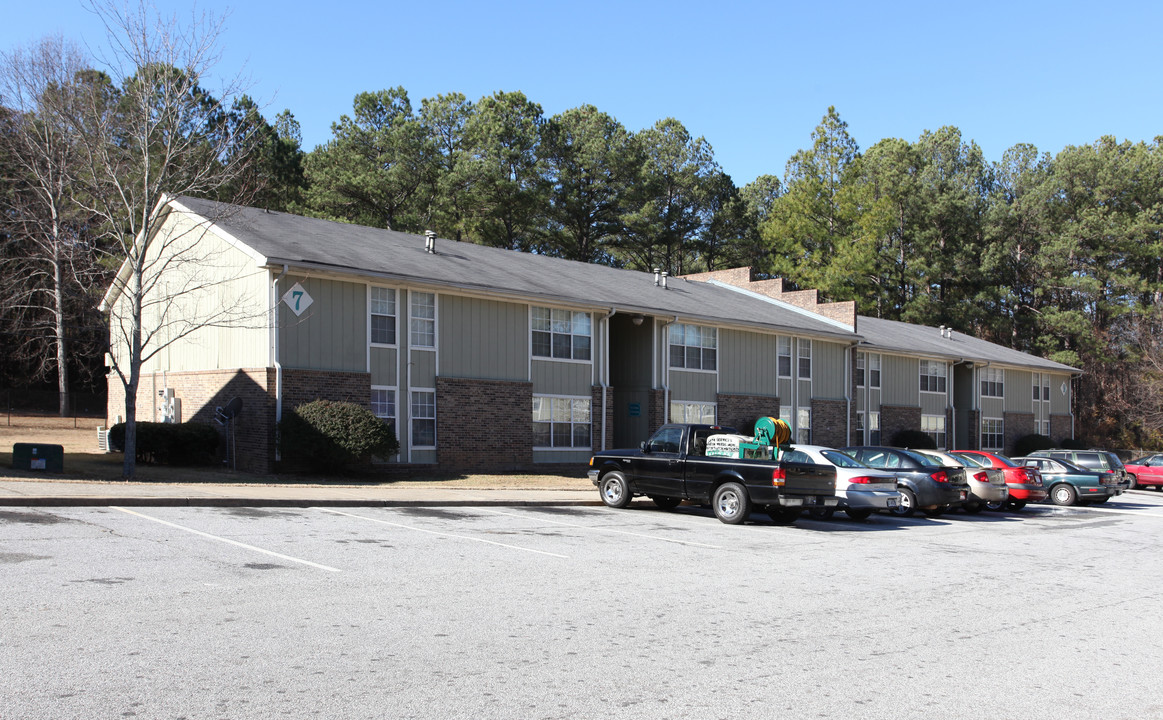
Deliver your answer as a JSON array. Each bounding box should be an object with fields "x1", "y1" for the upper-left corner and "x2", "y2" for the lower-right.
[
  {"x1": 886, "y1": 499, "x2": 898, "y2": 507},
  {"x1": 959, "y1": 491, "x2": 967, "y2": 500}
]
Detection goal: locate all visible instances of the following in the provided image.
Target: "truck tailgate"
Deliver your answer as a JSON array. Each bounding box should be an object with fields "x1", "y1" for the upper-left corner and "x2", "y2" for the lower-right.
[{"x1": 781, "y1": 461, "x2": 836, "y2": 496}]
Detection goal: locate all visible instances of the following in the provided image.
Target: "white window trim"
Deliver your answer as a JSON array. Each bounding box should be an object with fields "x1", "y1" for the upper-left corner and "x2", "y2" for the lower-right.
[
  {"x1": 668, "y1": 323, "x2": 719, "y2": 373},
  {"x1": 409, "y1": 291, "x2": 438, "y2": 352},
  {"x1": 669, "y1": 401, "x2": 718, "y2": 425},
  {"x1": 409, "y1": 387, "x2": 437, "y2": 450},
  {"x1": 368, "y1": 285, "x2": 399, "y2": 349},
  {"x1": 921, "y1": 413, "x2": 947, "y2": 449},
  {"x1": 981, "y1": 416, "x2": 1005, "y2": 450},
  {"x1": 371, "y1": 385, "x2": 399, "y2": 461},
  {"x1": 797, "y1": 338, "x2": 812, "y2": 380},
  {"x1": 777, "y1": 336, "x2": 792, "y2": 379},
  {"x1": 533, "y1": 393, "x2": 593, "y2": 451},
  {"x1": 529, "y1": 306, "x2": 595, "y2": 365},
  {"x1": 919, "y1": 359, "x2": 948, "y2": 395}
]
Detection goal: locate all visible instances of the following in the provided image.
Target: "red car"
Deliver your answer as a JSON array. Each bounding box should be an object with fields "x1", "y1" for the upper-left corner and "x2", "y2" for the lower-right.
[
  {"x1": 952, "y1": 450, "x2": 1048, "y2": 510},
  {"x1": 1125, "y1": 454, "x2": 1163, "y2": 490}
]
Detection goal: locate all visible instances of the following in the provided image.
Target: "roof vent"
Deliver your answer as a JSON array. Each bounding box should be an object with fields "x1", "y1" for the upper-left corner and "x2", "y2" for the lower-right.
[
  {"x1": 661, "y1": 271, "x2": 668, "y2": 289},
  {"x1": 424, "y1": 230, "x2": 436, "y2": 254},
  {"x1": 654, "y1": 268, "x2": 661, "y2": 286}
]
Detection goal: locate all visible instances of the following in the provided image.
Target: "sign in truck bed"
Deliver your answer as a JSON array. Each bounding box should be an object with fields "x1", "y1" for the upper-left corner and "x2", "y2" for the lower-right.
[{"x1": 587, "y1": 424, "x2": 836, "y2": 524}]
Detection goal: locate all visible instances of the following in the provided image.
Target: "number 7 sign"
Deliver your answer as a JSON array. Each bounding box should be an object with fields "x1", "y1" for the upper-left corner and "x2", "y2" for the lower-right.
[{"x1": 281, "y1": 282, "x2": 314, "y2": 317}]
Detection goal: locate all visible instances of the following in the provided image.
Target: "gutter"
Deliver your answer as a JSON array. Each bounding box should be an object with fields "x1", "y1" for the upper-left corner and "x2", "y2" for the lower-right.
[
  {"x1": 661, "y1": 316, "x2": 678, "y2": 424},
  {"x1": 271, "y1": 265, "x2": 289, "y2": 460},
  {"x1": 600, "y1": 308, "x2": 616, "y2": 451}
]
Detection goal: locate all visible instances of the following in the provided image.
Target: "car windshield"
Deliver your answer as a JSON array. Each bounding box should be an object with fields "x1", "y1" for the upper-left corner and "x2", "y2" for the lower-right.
[
  {"x1": 1103, "y1": 453, "x2": 1125, "y2": 469},
  {"x1": 821, "y1": 450, "x2": 865, "y2": 468},
  {"x1": 900, "y1": 448, "x2": 941, "y2": 467},
  {"x1": 950, "y1": 452, "x2": 987, "y2": 467}
]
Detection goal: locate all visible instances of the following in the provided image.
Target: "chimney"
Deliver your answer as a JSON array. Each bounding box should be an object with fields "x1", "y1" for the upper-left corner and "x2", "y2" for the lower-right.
[
  {"x1": 424, "y1": 230, "x2": 436, "y2": 254},
  {"x1": 654, "y1": 268, "x2": 661, "y2": 286},
  {"x1": 661, "y1": 271, "x2": 669, "y2": 289}
]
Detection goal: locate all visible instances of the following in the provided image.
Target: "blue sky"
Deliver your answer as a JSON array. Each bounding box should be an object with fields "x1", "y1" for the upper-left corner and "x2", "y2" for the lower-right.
[{"x1": 3, "y1": 0, "x2": 1160, "y2": 186}]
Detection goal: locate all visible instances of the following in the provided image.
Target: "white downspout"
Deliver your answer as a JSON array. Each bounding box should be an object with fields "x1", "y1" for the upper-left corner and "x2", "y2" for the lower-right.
[
  {"x1": 844, "y1": 345, "x2": 853, "y2": 445},
  {"x1": 661, "y1": 316, "x2": 678, "y2": 424},
  {"x1": 600, "y1": 308, "x2": 616, "y2": 450},
  {"x1": 272, "y1": 265, "x2": 288, "y2": 460}
]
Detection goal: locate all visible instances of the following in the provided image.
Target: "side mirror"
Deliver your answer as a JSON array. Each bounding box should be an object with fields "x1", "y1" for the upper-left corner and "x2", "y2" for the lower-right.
[{"x1": 640, "y1": 441, "x2": 649, "y2": 453}]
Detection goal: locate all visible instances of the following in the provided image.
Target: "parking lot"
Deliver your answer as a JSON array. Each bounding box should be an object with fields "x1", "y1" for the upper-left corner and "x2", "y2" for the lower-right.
[{"x1": 3, "y1": 492, "x2": 1163, "y2": 719}]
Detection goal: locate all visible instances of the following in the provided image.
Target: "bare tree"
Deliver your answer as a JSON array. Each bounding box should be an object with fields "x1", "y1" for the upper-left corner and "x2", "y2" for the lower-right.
[
  {"x1": 72, "y1": 1, "x2": 264, "y2": 477},
  {"x1": 0, "y1": 36, "x2": 103, "y2": 415}
]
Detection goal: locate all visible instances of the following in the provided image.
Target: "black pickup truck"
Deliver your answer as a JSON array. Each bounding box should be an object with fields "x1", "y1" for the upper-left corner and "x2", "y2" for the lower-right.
[{"x1": 587, "y1": 423, "x2": 837, "y2": 524}]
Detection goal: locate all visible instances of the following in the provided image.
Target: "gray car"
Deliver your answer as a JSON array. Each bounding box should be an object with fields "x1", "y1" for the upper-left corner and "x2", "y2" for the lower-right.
[
  {"x1": 787, "y1": 445, "x2": 900, "y2": 520},
  {"x1": 916, "y1": 449, "x2": 1008, "y2": 513}
]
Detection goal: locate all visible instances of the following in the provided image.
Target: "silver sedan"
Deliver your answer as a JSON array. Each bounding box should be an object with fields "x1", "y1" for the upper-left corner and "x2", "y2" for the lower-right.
[{"x1": 788, "y1": 444, "x2": 901, "y2": 520}]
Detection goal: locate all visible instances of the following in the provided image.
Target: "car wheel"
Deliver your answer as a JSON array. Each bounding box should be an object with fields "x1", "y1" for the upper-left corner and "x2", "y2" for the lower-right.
[
  {"x1": 807, "y1": 507, "x2": 835, "y2": 520},
  {"x1": 1006, "y1": 500, "x2": 1027, "y2": 511},
  {"x1": 599, "y1": 472, "x2": 633, "y2": 509},
  {"x1": 712, "y1": 482, "x2": 752, "y2": 525},
  {"x1": 1050, "y1": 483, "x2": 1077, "y2": 506},
  {"x1": 891, "y1": 488, "x2": 917, "y2": 517},
  {"x1": 1126, "y1": 474, "x2": 1137, "y2": 490},
  {"x1": 922, "y1": 506, "x2": 945, "y2": 518},
  {"x1": 845, "y1": 508, "x2": 873, "y2": 521},
  {"x1": 651, "y1": 495, "x2": 682, "y2": 510},
  {"x1": 962, "y1": 500, "x2": 983, "y2": 514},
  {"x1": 984, "y1": 499, "x2": 1006, "y2": 511},
  {"x1": 767, "y1": 506, "x2": 801, "y2": 525}
]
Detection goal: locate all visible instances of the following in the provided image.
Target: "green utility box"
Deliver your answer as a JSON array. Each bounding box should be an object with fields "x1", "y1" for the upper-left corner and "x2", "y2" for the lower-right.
[{"x1": 12, "y1": 443, "x2": 64, "y2": 472}]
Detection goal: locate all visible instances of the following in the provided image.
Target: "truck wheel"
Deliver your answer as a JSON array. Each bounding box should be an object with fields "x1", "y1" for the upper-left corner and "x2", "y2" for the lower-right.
[
  {"x1": 712, "y1": 482, "x2": 752, "y2": 524},
  {"x1": 891, "y1": 488, "x2": 917, "y2": 517},
  {"x1": 651, "y1": 495, "x2": 682, "y2": 510},
  {"x1": 845, "y1": 508, "x2": 873, "y2": 521},
  {"x1": 599, "y1": 472, "x2": 633, "y2": 509},
  {"x1": 767, "y1": 507, "x2": 801, "y2": 525},
  {"x1": 1050, "y1": 483, "x2": 1077, "y2": 506}
]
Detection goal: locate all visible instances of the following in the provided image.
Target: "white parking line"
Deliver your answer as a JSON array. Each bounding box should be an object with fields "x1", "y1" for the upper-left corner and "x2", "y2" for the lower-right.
[
  {"x1": 1062, "y1": 505, "x2": 1163, "y2": 518},
  {"x1": 317, "y1": 508, "x2": 569, "y2": 559},
  {"x1": 110, "y1": 506, "x2": 341, "y2": 572},
  {"x1": 479, "y1": 509, "x2": 725, "y2": 549}
]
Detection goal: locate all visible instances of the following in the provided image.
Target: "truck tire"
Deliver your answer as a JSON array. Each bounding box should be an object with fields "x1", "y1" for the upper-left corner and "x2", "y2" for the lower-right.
[
  {"x1": 599, "y1": 472, "x2": 633, "y2": 509},
  {"x1": 1050, "y1": 483, "x2": 1077, "y2": 506},
  {"x1": 891, "y1": 488, "x2": 917, "y2": 517},
  {"x1": 712, "y1": 482, "x2": 751, "y2": 524},
  {"x1": 767, "y1": 507, "x2": 801, "y2": 525},
  {"x1": 845, "y1": 508, "x2": 873, "y2": 521},
  {"x1": 651, "y1": 495, "x2": 682, "y2": 510}
]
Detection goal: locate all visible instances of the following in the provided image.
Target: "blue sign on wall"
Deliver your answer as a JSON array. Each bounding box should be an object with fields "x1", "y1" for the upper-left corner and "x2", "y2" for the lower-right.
[{"x1": 628, "y1": 403, "x2": 641, "y2": 417}]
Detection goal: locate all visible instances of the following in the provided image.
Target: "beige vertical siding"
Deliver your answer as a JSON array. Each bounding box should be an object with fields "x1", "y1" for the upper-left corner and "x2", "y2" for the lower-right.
[
  {"x1": 439, "y1": 295, "x2": 528, "y2": 380},
  {"x1": 278, "y1": 275, "x2": 367, "y2": 371},
  {"x1": 370, "y1": 347, "x2": 397, "y2": 386},
  {"x1": 980, "y1": 397, "x2": 1005, "y2": 418},
  {"x1": 920, "y1": 392, "x2": 947, "y2": 415},
  {"x1": 778, "y1": 377, "x2": 792, "y2": 403},
  {"x1": 410, "y1": 349, "x2": 437, "y2": 387},
  {"x1": 882, "y1": 355, "x2": 920, "y2": 406},
  {"x1": 121, "y1": 213, "x2": 269, "y2": 374},
  {"x1": 1006, "y1": 369, "x2": 1033, "y2": 413},
  {"x1": 718, "y1": 329, "x2": 779, "y2": 396},
  {"x1": 670, "y1": 371, "x2": 717, "y2": 402},
  {"x1": 1050, "y1": 373, "x2": 1072, "y2": 414},
  {"x1": 812, "y1": 340, "x2": 848, "y2": 399},
  {"x1": 531, "y1": 359, "x2": 593, "y2": 396}
]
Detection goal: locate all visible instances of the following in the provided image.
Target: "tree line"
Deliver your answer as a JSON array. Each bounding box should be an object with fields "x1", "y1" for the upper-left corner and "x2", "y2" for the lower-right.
[{"x1": 2, "y1": 3, "x2": 1161, "y2": 452}]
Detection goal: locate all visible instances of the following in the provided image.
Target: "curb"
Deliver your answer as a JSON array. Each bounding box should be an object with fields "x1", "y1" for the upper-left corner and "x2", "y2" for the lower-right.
[{"x1": 0, "y1": 497, "x2": 605, "y2": 508}]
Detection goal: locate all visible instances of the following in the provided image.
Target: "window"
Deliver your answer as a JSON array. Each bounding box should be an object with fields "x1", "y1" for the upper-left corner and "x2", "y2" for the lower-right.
[
  {"x1": 1034, "y1": 373, "x2": 1050, "y2": 402},
  {"x1": 670, "y1": 402, "x2": 716, "y2": 424},
  {"x1": 798, "y1": 339, "x2": 812, "y2": 379},
  {"x1": 857, "y1": 352, "x2": 881, "y2": 388},
  {"x1": 921, "y1": 414, "x2": 946, "y2": 449},
  {"x1": 1039, "y1": 420, "x2": 1050, "y2": 436},
  {"x1": 796, "y1": 407, "x2": 811, "y2": 444},
  {"x1": 669, "y1": 323, "x2": 717, "y2": 370},
  {"x1": 919, "y1": 359, "x2": 947, "y2": 393},
  {"x1": 777, "y1": 337, "x2": 791, "y2": 377},
  {"x1": 856, "y1": 410, "x2": 881, "y2": 444},
  {"x1": 532, "y1": 307, "x2": 591, "y2": 361},
  {"x1": 533, "y1": 396, "x2": 591, "y2": 449},
  {"x1": 371, "y1": 388, "x2": 395, "y2": 423},
  {"x1": 981, "y1": 367, "x2": 1004, "y2": 398},
  {"x1": 411, "y1": 391, "x2": 436, "y2": 447},
  {"x1": 410, "y1": 292, "x2": 436, "y2": 348},
  {"x1": 981, "y1": 418, "x2": 1004, "y2": 450},
  {"x1": 370, "y1": 287, "x2": 396, "y2": 345}
]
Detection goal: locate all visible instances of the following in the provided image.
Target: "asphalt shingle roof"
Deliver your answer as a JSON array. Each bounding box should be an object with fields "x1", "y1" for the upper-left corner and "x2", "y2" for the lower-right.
[{"x1": 176, "y1": 196, "x2": 855, "y2": 340}]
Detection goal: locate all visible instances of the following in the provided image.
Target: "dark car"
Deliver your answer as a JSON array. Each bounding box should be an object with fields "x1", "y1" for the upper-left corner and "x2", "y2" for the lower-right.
[
  {"x1": 1012, "y1": 456, "x2": 1122, "y2": 506},
  {"x1": 1028, "y1": 449, "x2": 1128, "y2": 489},
  {"x1": 952, "y1": 450, "x2": 1048, "y2": 510},
  {"x1": 840, "y1": 446, "x2": 970, "y2": 517},
  {"x1": 1124, "y1": 454, "x2": 1163, "y2": 491}
]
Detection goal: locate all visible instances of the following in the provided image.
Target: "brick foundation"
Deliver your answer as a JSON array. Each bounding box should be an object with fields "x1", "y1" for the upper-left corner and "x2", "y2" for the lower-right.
[
  {"x1": 716, "y1": 393, "x2": 781, "y2": 435},
  {"x1": 436, "y1": 377, "x2": 533, "y2": 471},
  {"x1": 881, "y1": 404, "x2": 922, "y2": 446},
  {"x1": 1050, "y1": 414, "x2": 1074, "y2": 445},
  {"x1": 1003, "y1": 412, "x2": 1035, "y2": 456},
  {"x1": 811, "y1": 399, "x2": 848, "y2": 448},
  {"x1": 592, "y1": 385, "x2": 616, "y2": 452}
]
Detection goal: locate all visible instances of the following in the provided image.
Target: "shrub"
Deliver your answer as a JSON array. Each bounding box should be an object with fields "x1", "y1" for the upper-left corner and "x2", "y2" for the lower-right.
[
  {"x1": 108, "y1": 422, "x2": 220, "y2": 465},
  {"x1": 1013, "y1": 433, "x2": 1055, "y2": 458},
  {"x1": 1059, "y1": 436, "x2": 1088, "y2": 450},
  {"x1": 891, "y1": 429, "x2": 936, "y2": 450},
  {"x1": 278, "y1": 399, "x2": 399, "y2": 471}
]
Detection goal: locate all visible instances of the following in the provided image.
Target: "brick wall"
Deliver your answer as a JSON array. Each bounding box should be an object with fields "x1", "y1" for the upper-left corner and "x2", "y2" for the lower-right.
[
  {"x1": 648, "y1": 389, "x2": 666, "y2": 433},
  {"x1": 716, "y1": 393, "x2": 781, "y2": 435},
  {"x1": 811, "y1": 399, "x2": 848, "y2": 448},
  {"x1": 436, "y1": 377, "x2": 533, "y2": 471},
  {"x1": 881, "y1": 404, "x2": 922, "y2": 446},
  {"x1": 965, "y1": 409, "x2": 980, "y2": 450},
  {"x1": 592, "y1": 385, "x2": 616, "y2": 453},
  {"x1": 281, "y1": 369, "x2": 371, "y2": 409},
  {"x1": 1004, "y1": 412, "x2": 1035, "y2": 456},
  {"x1": 1050, "y1": 414, "x2": 1074, "y2": 444}
]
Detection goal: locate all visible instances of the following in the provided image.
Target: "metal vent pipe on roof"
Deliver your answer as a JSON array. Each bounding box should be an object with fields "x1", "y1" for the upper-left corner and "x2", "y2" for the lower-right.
[
  {"x1": 424, "y1": 230, "x2": 436, "y2": 254},
  {"x1": 654, "y1": 268, "x2": 661, "y2": 286},
  {"x1": 661, "y1": 271, "x2": 668, "y2": 289}
]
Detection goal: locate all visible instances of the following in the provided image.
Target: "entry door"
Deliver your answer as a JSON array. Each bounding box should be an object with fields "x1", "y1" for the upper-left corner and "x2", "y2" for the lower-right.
[{"x1": 613, "y1": 389, "x2": 651, "y2": 450}]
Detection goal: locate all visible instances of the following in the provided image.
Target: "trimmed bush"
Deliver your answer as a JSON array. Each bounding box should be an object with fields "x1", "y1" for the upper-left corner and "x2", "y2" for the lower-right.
[
  {"x1": 890, "y1": 429, "x2": 937, "y2": 450},
  {"x1": 278, "y1": 399, "x2": 399, "y2": 471},
  {"x1": 108, "y1": 422, "x2": 220, "y2": 465},
  {"x1": 1059, "y1": 436, "x2": 1088, "y2": 450},
  {"x1": 1013, "y1": 433, "x2": 1055, "y2": 458}
]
